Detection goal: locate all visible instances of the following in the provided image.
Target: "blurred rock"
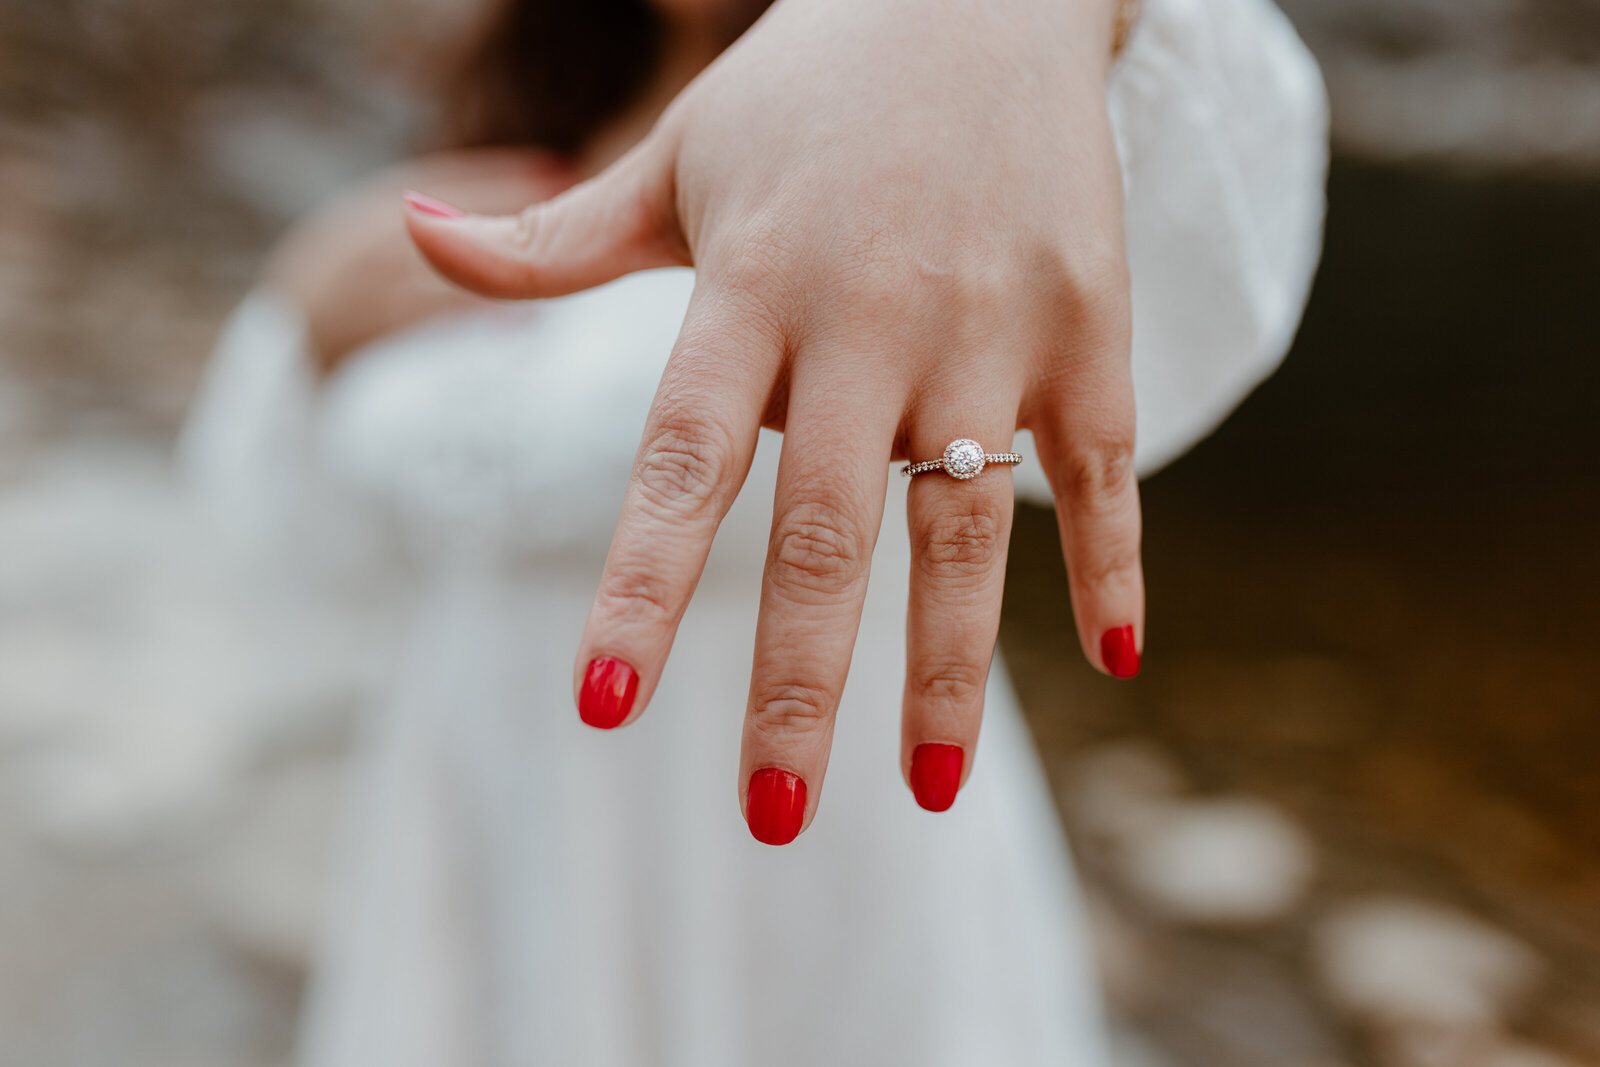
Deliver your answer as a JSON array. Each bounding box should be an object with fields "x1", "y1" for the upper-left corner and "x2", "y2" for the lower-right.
[
  {"x1": 1279, "y1": 0, "x2": 1600, "y2": 171},
  {"x1": 1115, "y1": 797, "x2": 1317, "y2": 927},
  {"x1": 0, "y1": 440, "x2": 392, "y2": 850},
  {"x1": 1373, "y1": 1027, "x2": 1587, "y2": 1067},
  {"x1": 1479, "y1": 1040, "x2": 1588, "y2": 1067},
  {"x1": 1066, "y1": 743, "x2": 1318, "y2": 927},
  {"x1": 1311, "y1": 897, "x2": 1544, "y2": 1031},
  {"x1": 1375, "y1": 1025, "x2": 1503, "y2": 1067},
  {"x1": 1066, "y1": 740, "x2": 1188, "y2": 844}
]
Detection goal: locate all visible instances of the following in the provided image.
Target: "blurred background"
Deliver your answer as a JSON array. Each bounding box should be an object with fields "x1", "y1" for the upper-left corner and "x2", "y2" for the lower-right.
[{"x1": 0, "y1": 1, "x2": 1596, "y2": 1065}]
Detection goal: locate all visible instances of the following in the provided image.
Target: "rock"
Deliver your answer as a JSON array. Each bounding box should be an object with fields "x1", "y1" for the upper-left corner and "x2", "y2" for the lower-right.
[
  {"x1": 1277, "y1": 0, "x2": 1600, "y2": 171},
  {"x1": 1066, "y1": 740, "x2": 1188, "y2": 844},
  {"x1": 1311, "y1": 897, "x2": 1543, "y2": 1031},
  {"x1": 1115, "y1": 797, "x2": 1317, "y2": 926},
  {"x1": 0, "y1": 443, "x2": 389, "y2": 850},
  {"x1": 1375, "y1": 1025, "x2": 1500, "y2": 1067},
  {"x1": 1478, "y1": 1039, "x2": 1586, "y2": 1067}
]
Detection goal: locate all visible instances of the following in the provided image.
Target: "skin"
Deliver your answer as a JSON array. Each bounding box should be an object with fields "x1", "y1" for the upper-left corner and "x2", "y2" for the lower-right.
[
  {"x1": 266, "y1": 150, "x2": 577, "y2": 373},
  {"x1": 316, "y1": 0, "x2": 1144, "y2": 841}
]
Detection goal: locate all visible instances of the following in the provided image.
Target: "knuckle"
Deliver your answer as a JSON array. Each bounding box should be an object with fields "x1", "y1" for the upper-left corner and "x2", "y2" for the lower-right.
[
  {"x1": 511, "y1": 202, "x2": 551, "y2": 257},
  {"x1": 943, "y1": 257, "x2": 1019, "y2": 316},
  {"x1": 1073, "y1": 548, "x2": 1141, "y2": 594},
  {"x1": 1038, "y1": 240, "x2": 1133, "y2": 337},
  {"x1": 1060, "y1": 432, "x2": 1137, "y2": 509},
  {"x1": 634, "y1": 415, "x2": 735, "y2": 515},
  {"x1": 767, "y1": 500, "x2": 871, "y2": 602},
  {"x1": 748, "y1": 681, "x2": 835, "y2": 738},
  {"x1": 1079, "y1": 261, "x2": 1133, "y2": 336},
  {"x1": 912, "y1": 661, "x2": 989, "y2": 710},
  {"x1": 914, "y1": 498, "x2": 1007, "y2": 580},
  {"x1": 1080, "y1": 244, "x2": 1133, "y2": 303},
  {"x1": 593, "y1": 566, "x2": 678, "y2": 629},
  {"x1": 839, "y1": 254, "x2": 920, "y2": 313},
  {"x1": 712, "y1": 216, "x2": 804, "y2": 306},
  {"x1": 718, "y1": 227, "x2": 793, "y2": 288},
  {"x1": 1051, "y1": 233, "x2": 1130, "y2": 297}
]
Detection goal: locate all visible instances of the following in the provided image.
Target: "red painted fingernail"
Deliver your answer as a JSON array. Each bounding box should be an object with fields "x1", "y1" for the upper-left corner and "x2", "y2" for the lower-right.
[
  {"x1": 746, "y1": 768, "x2": 806, "y2": 845},
  {"x1": 1101, "y1": 625, "x2": 1140, "y2": 679},
  {"x1": 578, "y1": 656, "x2": 638, "y2": 729},
  {"x1": 910, "y1": 743, "x2": 965, "y2": 812},
  {"x1": 402, "y1": 190, "x2": 467, "y2": 219}
]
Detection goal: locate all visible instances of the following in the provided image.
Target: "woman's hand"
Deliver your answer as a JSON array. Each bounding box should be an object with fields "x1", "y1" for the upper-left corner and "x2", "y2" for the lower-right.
[
  {"x1": 406, "y1": 0, "x2": 1141, "y2": 843},
  {"x1": 267, "y1": 149, "x2": 574, "y2": 374}
]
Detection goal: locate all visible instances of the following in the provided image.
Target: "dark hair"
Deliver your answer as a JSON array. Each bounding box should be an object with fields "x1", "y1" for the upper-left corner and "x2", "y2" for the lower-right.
[{"x1": 441, "y1": 0, "x2": 666, "y2": 155}]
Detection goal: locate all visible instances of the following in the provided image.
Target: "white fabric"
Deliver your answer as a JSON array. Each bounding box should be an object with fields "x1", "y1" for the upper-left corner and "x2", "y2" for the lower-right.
[{"x1": 179, "y1": 1, "x2": 1326, "y2": 1064}]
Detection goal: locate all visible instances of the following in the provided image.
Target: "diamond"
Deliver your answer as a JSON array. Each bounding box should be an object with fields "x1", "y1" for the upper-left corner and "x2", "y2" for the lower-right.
[{"x1": 942, "y1": 439, "x2": 986, "y2": 479}]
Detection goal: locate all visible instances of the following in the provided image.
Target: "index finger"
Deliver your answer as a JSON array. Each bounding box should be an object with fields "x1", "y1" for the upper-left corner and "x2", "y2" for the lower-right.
[{"x1": 574, "y1": 287, "x2": 781, "y2": 729}]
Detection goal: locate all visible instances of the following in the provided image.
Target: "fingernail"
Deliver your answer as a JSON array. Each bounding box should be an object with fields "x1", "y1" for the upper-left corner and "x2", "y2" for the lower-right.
[
  {"x1": 746, "y1": 768, "x2": 806, "y2": 845},
  {"x1": 1100, "y1": 624, "x2": 1140, "y2": 679},
  {"x1": 402, "y1": 190, "x2": 467, "y2": 219},
  {"x1": 910, "y1": 743, "x2": 964, "y2": 812},
  {"x1": 579, "y1": 656, "x2": 638, "y2": 729}
]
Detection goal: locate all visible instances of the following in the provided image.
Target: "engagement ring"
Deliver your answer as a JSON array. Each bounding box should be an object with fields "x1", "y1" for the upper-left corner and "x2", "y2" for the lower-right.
[{"x1": 902, "y1": 439, "x2": 1023, "y2": 480}]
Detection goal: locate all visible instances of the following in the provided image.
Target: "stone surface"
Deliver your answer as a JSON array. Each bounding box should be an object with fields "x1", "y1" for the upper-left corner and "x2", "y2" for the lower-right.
[
  {"x1": 1116, "y1": 798, "x2": 1317, "y2": 927},
  {"x1": 1310, "y1": 897, "x2": 1543, "y2": 1030}
]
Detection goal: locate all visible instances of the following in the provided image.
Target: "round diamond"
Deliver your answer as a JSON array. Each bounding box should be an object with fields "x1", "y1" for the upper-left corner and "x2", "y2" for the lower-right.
[{"x1": 943, "y1": 439, "x2": 986, "y2": 479}]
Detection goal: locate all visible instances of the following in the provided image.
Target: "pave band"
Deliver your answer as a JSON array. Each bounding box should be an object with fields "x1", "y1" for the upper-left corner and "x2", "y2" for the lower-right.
[{"x1": 902, "y1": 439, "x2": 1024, "y2": 481}]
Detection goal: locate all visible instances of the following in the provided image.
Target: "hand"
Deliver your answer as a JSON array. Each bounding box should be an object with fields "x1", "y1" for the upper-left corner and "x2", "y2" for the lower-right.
[
  {"x1": 406, "y1": 0, "x2": 1141, "y2": 843},
  {"x1": 266, "y1": 149, "x2": 574, "y2": 374}
]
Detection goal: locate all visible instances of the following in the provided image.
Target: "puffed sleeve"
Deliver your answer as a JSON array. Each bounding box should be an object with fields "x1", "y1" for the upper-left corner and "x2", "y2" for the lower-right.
[
  {"x1": 176, "y1": 289, "x2": 389, "y2": 582},
  {"x1": 1012, "y1": 0, "x2": 1329, "y2": 500}
]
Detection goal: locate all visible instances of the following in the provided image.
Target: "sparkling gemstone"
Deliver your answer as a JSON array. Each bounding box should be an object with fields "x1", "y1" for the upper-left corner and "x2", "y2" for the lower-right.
[{"x1": 943, "y1": 439, "x2": 985, "y2": 477}]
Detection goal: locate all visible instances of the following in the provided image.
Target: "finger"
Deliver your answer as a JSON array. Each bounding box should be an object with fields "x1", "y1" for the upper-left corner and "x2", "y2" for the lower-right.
[
  {"x1": 900, "y1": 410, "x2": 1020, "y2": 813},
  {"x1": 740, "y1": 365, "x2": 898, "y2": 845},
  {"x1": 412, "y1": 153, "x2": 578, "y2": 217},
  {"x1": 574, "y1": 286, "x2": 781, "y2": 730},
  {"x1": 364, "y1": 147, "x2": 575, "y2": 208},
  {"x1": 403, "y1": 137, "x2": 687, "y2": 300},
  {"x1": 1030, "y1": 354, "x2": 1144, "y2": 679}
]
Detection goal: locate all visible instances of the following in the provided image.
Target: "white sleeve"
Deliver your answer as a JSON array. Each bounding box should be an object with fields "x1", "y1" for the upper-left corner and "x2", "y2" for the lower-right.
[
  {"x1": 1013, "y1": 0, "x2": 1329, "y2": 501},
  {"x1": 177, "y1": 289, "x2": 319, "y2": 551},
  {"x1": 176, "y1": 289, "x2": 394, "y2": 584}
]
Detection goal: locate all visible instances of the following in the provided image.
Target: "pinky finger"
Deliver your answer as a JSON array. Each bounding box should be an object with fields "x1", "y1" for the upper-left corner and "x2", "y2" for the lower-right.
[{"x1": 1032, "y1": 398, "x2": 1144, "y2": 679}]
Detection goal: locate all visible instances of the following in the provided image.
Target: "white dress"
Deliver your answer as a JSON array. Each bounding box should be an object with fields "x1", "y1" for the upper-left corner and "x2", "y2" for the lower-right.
[{"x1": 181, "y1": 1, "x2": 1327, "y2": 1063}]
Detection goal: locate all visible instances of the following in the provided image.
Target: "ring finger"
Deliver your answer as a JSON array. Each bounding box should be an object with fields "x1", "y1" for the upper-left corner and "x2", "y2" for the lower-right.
[{"x1": 899, "y1": 390, "x2": 1023, "y2": 812}]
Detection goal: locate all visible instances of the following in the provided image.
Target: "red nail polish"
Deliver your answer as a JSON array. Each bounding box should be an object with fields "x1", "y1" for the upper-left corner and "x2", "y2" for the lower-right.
[
  {"x1": 910, "y1": 743, "x2": 964, "y2": 812},
  {"x1": 1101, "y1": 625, "x2": 1140, "y2": 679},
  {"x1": 402, "y1": 190, "x2": 467, "y2": 219},
  {"x1": 746, "y1": 768, "x2": 806, "y2": 845},
  {"x1": 579, "y1": 656, "x2": 638, "y2": 729}
]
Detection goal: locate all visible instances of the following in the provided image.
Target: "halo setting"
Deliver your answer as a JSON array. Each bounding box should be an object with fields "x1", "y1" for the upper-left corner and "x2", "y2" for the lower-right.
[
  {"x1": 942, "y1": 439, "x2": 987, "y2": 479},
  {"x1": 901, "y1": 439, "x2": 1024, "y2": 480}
]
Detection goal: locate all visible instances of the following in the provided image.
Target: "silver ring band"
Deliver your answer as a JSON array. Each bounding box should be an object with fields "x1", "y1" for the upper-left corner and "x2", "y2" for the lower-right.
[{"x1": 902, "y1": 438, "x2": 1023, "y2": 481}]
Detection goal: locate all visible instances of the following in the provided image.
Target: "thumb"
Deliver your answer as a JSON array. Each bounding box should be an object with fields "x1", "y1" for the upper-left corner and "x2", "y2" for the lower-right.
[{"x1": 404, "y1": 139, "x2": 686, "y2": 300}]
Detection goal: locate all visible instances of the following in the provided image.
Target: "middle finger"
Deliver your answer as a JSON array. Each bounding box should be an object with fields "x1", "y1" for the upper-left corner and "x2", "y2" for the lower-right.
[{"x1": 739, "y1": 350, "x2": 902, "y2": 845}]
